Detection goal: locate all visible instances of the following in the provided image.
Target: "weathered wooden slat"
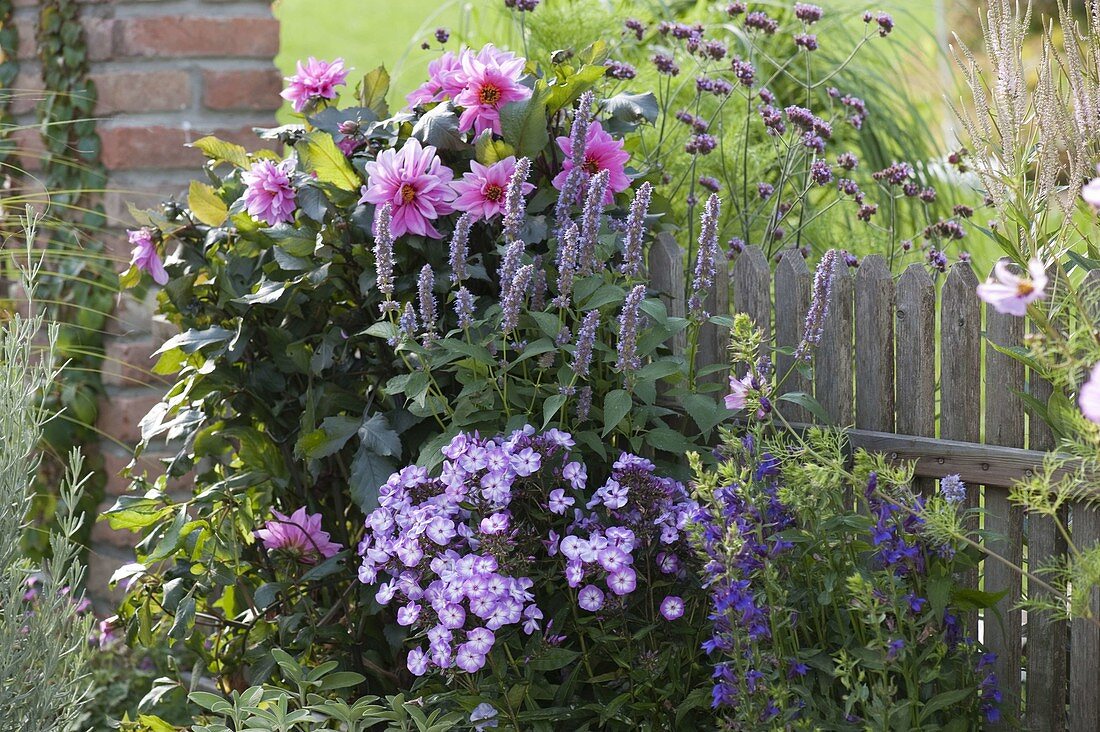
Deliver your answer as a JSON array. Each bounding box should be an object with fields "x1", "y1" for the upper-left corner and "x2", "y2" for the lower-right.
[
  {"x1": 732, "y1": 244, "x2": 771, "y2": 337},
  {"x1": 648, "y1": 232, "x2": 686, "y2": 357},
  {"x1": 983, "y1": 262, "x2": 1025, "y2": 725},
  {"x1": 774, "y1": 250, "x2": 812, "y2": 423},
  {"x1": 895, "y1": 263, "x2": 936, "y2": 494},
  {"x1": 814, "y1": 257, "x2": 853, "y2": 425},
  {"x1": 1070, "y1": 269, "x2": 1100, "y2": 732},
  {"x1": 696, "y1": 246, "x2": 730, "y2": 387},
  {"x1": 1027, "y1": 368, "x2": 1068, "y2": 732},
  {"x1": 940, "y1": 262, "x2": 981, "y2": 636},
  {"x1": 855, "y1": 255, "x2": 895, "y2": 432}
]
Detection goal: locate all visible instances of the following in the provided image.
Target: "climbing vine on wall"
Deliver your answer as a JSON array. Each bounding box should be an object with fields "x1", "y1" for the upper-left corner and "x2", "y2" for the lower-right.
[
  {"x1": 28, "y1": 0, "x2": 111, "y2": 558},
  {"x1": 0, "y1": 0, "x2": 19, "y2": 176}
]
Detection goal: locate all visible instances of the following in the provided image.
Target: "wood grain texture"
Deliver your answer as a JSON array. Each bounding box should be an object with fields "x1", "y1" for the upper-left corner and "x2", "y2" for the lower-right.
[
  {"x1": 731, "y1": 244, "x2": 771, "y2": 338},
  {"x1": 814, "y1": 257, "x2": 853, "y2": 425},
  {"x1": 649, "y1": 232, "x2": 686, "y2": 356},
  {"x1": 696, "y1": 246, "x2": 730, "y2": 387},
  {"x1": 774, "y1": 250, "x2": 812, "y2": 423},
  {"x1": 895, "y1": 263, "x2": 936, "y2": 494},
  {"x1": 854, "y1": 255, "x2": 895, "y2": 432},
  {"x1": 983, "y1": 261, "x2": 1025, "y2": 725}
]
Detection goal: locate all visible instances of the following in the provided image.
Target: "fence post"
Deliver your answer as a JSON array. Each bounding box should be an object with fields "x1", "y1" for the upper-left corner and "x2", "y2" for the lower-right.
[
  {"x1": 732, "y1": 245, "x2": 771, "y2": 339},
  {"x1": 814, "y1": 256, "x2": 853, "y2": 425},
  {"x1": 648, "y1": 232, "x2": 686, "y2": 357},
  {"x1": 774, "y1": 250, "x2": 811, "y2": 423},
  {"x1": 1070, "y1": 269, "x2": 1100, "y2": 732},
  {"x1": 854, "y1": 255, "x2": 895, "y2": 432},
  {"x1": 940, "y1": 261, "x2": 981, "y2": 637},
  {"x1": 696, "y1": 244, "x2": 730, "y2": 388},
  {"x1": 983, "y1": 259, "x2": 1025, "y2": 725},
  {"x1": 895, "y1": 264, "x2": 936, "y2": 494}
]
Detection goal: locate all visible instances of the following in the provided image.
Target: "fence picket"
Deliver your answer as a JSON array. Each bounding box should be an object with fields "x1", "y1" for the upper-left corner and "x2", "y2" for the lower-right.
[
  {"x1": 940, "y1": 262, "x2": 981, "y2": 637},
  {"x1": 648, "y1": 232, "x2": 686, "y2": 357},
  {"x1": 983, "y1": 259, "x2": 1025, "y2": 725},
  {"x1": 732, "y1": 245, "x2": 771, "y2": 337},
  {"x1": 855, "y1": 255, "x2": 895, "y2": 432},
  {"x1": 895, "y1": 264, "x2": 936, "y2": 494},
  {"x1": 774, "y1": 250, "x2": 812, "y2": 423},
  {"x1": 1027, "y1": 362, "x2": 1068, "y2": 731},
  {"x1": 1070, "y1": 269, "x2": 1100, "y2": 732},
  {"x1": 814, "y1": 257, "x2": 853, "y2": 425},
  {"x1": 696, "y1": 247, "x2": 730, "y2": 387}
]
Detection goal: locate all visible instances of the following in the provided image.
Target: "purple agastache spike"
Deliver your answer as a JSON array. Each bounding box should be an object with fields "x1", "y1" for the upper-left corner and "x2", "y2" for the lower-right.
[
  {"x1": 794, "y1": 248, "x2": 838, "y2": 361},
  {"x1": 399, "y1": 302, "x2": 419, "y2": 342},
  {"x1": 553, "y1": 91, "x2": 593, "y2": 233},
  {"x1": 500, "y1": 239, "x2": 525, "y2": 294},
  {"x1": 688, "y1": 194, "x2": 721, "y2": 320},
  {"x1": 576, "y1": 385, "x2": 593, "y2": 420},
  {"x1": 454, "y1": 286, "x2": 475, "y2": 329},
  {"x1": 373, "y1": 202, "x2": 397, "y2": 312},
  {"x1": 572, "y1": 310, "x2": 600, "y2": 378},
  {"x1": 502, "y1": 156, "x2": 532, "y2": 244},
  {"x1": 418, "y1": 264, "x2": 436, "y2": 341},
  {"x1": 619, "y1": 181, "x2": 651, "y2": 278},
  {"x1": 616, "y1": 284, "x2": 646, "y2": 379},
  {"x1": 449, "y1": 213, "x2": 472, "y2": 284},
  {"x1": 553, "y1": 222, "x2": 580, "y2": 309},
  {"x1": 578, "y1": 168, "x2": 610, "y2": 275},
  {"x1": 502, "y1": 264, "x2": 534, "y2": 334}
]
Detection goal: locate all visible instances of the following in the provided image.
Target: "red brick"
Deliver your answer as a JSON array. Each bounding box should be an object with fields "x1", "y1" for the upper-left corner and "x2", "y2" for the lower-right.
[
  {"x1": 202, "y1": 67, "x2": 281, "y2": 111},
  {"x1": 87, "y1": 549, "x2": 131, "y2": 607},
  {"x1": 8, "y1": 128, "x2": 45, "y2": 171},
  {"x1": 115, "y1": 16, "x2": 279, "y2": 58},
  {"x1": 84, "y1": 17, "x2": 116, "y2": 62},
  {"x1": 100, "y1": 124, "x2": 271, "y2": 171},
  {"x1": 9, "y1": 69, "x2": 43, "y2": 116},
  {"x1": 96, "y1": 389, "x2": 162, "y2": 445},
  {"x1": 94, "y1": 69, "x2": 191, "y2": 115},
  {"x1": 103, "y1": 337, "x2": 170, "y2": 388},
  {"x1": 91, "y1": 512, "x2": 143, "y2": 551}
]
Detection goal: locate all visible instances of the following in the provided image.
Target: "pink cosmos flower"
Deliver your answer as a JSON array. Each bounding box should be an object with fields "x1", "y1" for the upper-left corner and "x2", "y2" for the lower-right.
[
  {"x1": 725, "y1": 372, "x2": 754, "y2": 411},
  {"x1": 451, "y1": 156, "x2": 535, "y2": 221},
  {"x1": 255, "y1": 507, "x2": 341, "y2": 564},
  {"x1": 976, "y1": 258, "x2": 1047, "y2": 316},
  {"x1": 281, "y1": 57, "x2": 349, "y2": 113},
  {"x1": 452, "y1": 44, "x2": 531, "y2": 135},
  {"x1": 552, "y1": 120, "x2": 631, "y2": 205},
  {"x1": 406, "y1": 51, "x2": 466, "y2": 108},
  {"x1": 127, "y1": 228, "x2": 168, "y2": 285},
  {"x1": 241, "y1": 159, "x2": 297, "y2": 226},
  {"x1": 360, "y1": 137, "x2": 455, "y2": 238},
  {"x1": 1081, "y1": 363, "x2": 1100, "y2": 423}
]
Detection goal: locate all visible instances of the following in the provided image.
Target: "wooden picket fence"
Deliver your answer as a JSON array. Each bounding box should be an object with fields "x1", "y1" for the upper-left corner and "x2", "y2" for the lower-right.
[{"x1": 647, "y1": 233, "x2": 1100, "y2": 731}]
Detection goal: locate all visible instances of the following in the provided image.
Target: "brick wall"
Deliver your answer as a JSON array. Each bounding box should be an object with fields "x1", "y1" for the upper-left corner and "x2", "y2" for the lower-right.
[{"x1": 43, "y1": 0, "x2": 282, "y2": 608}]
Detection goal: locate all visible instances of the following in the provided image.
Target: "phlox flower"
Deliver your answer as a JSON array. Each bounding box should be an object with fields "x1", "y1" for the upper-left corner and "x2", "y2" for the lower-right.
[
  {"x1": 660, "y1": 595, "x2": 685, "y2": 621},
  {"x1": 607, "y1": 567, "x2": 637, "y2": 595},
  {"x1": 1081, "y1": 363, "x2": 1100, "y2": 424},
  {"x1": 127, "y1": 228, "x2": 168, "y2": 285},
  {"x1": 976, "y1": 258, "x2": 1047, "y2": 316},
  {"x1": 281, "y1": 57, "x2": 349, "y2": 112},
  {"x1": 725, "y1": 372, "x2": 754, "y2": 411},
  {"x1": 578, "y1": 584, "x2": 605, "y2": 611},
  {"x1": 453, "y1": 44, "x2": 531, "y2": 135},
  {"x1": 451, "y1": 156, "x2": 534, "y2": 221},
  {"x1": 455, "y1": 642, "x2": 487, "y2": 672},
  {"x1": 241, "y1": 159, "x2": 298, "y2": 226},
  {"x1": 361, "y1": 137, "x2": 455, "y2": 238},
  {"x1": 548, "y1": 489, "x2": 574, "y2": 515},
  {"x1": 255, "y1": 507, "x2": 341, "y2": 564},
  {"x1": 406, "y1": 647, "x2": 429, "y2": 676},
  {"x1": 397, "y1": 602, "x2": 421, "y2": 626},
  {"x1": 552, "y1": 120, "x2": 631, "y2": 205}
]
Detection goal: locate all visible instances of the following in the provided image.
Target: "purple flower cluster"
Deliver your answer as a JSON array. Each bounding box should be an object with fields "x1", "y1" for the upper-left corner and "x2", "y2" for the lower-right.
[{"x1": 356, "y1": 428, "x2": 697, "y2": 678}]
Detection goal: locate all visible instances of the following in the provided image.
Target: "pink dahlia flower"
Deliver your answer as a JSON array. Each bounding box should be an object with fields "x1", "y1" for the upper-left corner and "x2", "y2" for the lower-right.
[
  {"x1": 552, "y1": 120, "x2": 631, "y2": 205},
  {"x1": 255, "y1": 507, "x2": 341, "y2": 564},
  {"x1": 241, "y1": 159, "x2": 297, "y2": 226},
  {"x1": 406, "y1": 51, "x2": 466, "y2": 108},
  {"x1": 451, "y1": 156, "x2": 534, "y2": 221},
  {"x1": 1081, "y1": 363, "x2": 1100, "y2": 424},
  {"x1": 1083, "y1": 165, "x2": 1100, "y2": 208},
  {"x1": 127, "y1": 228, "x2": 168, "y2": 285},
  {"x1": 976, "y1": 258, "x2": 1047, "y2": 317},
  {"x1": 360, "y1": 138, "x2": 455, "y2": 238},
  {"x1": 452, "y1": 44, "x2": 531, "y2": 135},
  {"x1": 280, "y1": 57, "x2": 349, "y2": 113}
]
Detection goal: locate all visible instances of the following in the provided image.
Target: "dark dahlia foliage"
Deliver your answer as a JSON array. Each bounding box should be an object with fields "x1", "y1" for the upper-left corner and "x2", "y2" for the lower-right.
[{"x1": 691, "y1": 433, "x2": 1003, "y2": 730}]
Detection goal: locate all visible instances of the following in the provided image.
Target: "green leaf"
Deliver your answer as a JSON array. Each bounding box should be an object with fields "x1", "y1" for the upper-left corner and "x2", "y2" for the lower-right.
[
  {"x1": 154, "y1": 326, "x2": 234, "y2": 356},
  {"x1": 602, "y1": 389, "x2": 632, "y2": 436},
  {"x1": 350, "y1": 447, "x2": 396, "y2": 513},
  {"x1": 411, "y1": 101, "x2": 464, "y2": 151},
  {"x1": 358, "y1": 413, "x2": 401, "y2": 457},
  {"x1": 542, "y1": 394, "x2": 568, "y2": 429},
  {"x1": 777, "y1": 391, "x2": 831, "y2": 424},
  {"x1": 169, "y1": 596, "x2": 195, "y2": 640},
  {"x1": 499, "y1": 81, "x2": 551, "y2": 159},
  {"x1": 682, "y1": 393, "x2": 725, "y2": 434},
  {"x1": 546, "y1": 64, "x2": 607, "y2": 114},
  {"x1": 296, "y1": 415, "x2": 360, "y2": 460},
  {"x1": 297, "y1": 131, "x2": 361, "y2": 191},
  {"x1": 950, "y1": 587, "x2": 1009, "y2": 610},
  {"x1": 188, "y1": 180, "x2": 228, "y2": 226},
  {"x1": 603, "y1": 92, "x2": 659, "y2": 127},
  {"x1": 528, "y1": 647, "x2": 580, "y2": 671},
  {"x1": 474, "y1": 130, "x2": 515, "y2": 165},
  {"x1": 190, "y1": 136, "x2": 250, "y2": 168},
  {"x1": 358, "y1": 65, "x2": 391, "y2": 117}
]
